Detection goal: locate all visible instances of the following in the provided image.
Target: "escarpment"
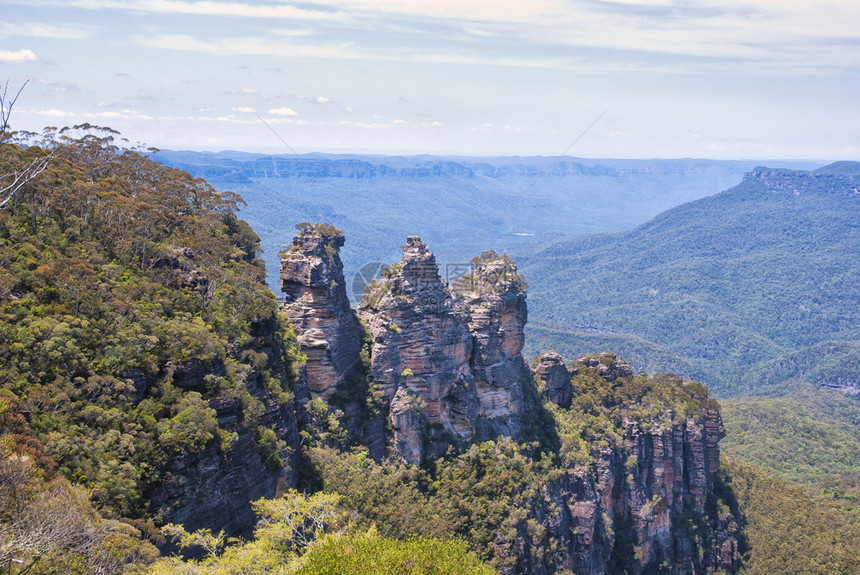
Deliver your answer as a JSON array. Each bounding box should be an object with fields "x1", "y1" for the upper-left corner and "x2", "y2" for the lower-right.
[
  {"x1": 277, "y1": 226, "x2": 740, "y2": 574},
  {"x1": 150, "y1": 315, "x2": 302, "y2": 539}
]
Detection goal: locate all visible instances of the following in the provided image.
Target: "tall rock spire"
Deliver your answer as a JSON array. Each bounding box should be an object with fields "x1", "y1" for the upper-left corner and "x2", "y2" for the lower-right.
[
  {"x1": 359, "y1": 236, "x2": 477, "y2": 463},
  {"x1": 279, "y1": 223, "x2": 363, "y2": 398},
  {"x1": 455, "y1": 251, "x2": 528, "y2": 439},
  {"x1": 358, "y1": 238, "x2": 529, "y2": 463}
]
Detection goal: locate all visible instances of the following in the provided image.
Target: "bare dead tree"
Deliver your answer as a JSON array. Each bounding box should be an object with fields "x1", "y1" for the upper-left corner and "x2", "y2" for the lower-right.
[{"x1": 0, "y1": 80, "x2": 53, "y2": 209}]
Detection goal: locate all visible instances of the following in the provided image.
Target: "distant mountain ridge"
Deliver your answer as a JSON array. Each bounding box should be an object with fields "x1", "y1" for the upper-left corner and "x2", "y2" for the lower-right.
[
  {"x1": 157, "y1": 150, "x2": 783, "y2": 181},
  {"x1": 519, "y1": 162, "x2": 860, "y2": 396},
  {"x1": 154, "y1": 150, "x2": 820, "y2": 300}
]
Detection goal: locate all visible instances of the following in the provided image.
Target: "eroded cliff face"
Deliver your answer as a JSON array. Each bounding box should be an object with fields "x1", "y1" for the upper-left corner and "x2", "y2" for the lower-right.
[
  {"x1": 279, "y1": 224, "x2": 363, "y2": 399},
  {"x1": 457, "y1": 251, "x2": 527, "y2": 440},
  {"x1": 358, "y1": 237, "x2": 480, "y2": 462},
  {"x1": 151, "y1": 316, "x2": 301, "y2": 539},
  {"x1": 533, "y1": 350, "x2": 573, "y2": 407},
  {"x1": 276, "y1": 228, "x2": 739, "y2": 573},
  {"x1": 492, "y1": 364, "x2": 737, "y2": 575}
]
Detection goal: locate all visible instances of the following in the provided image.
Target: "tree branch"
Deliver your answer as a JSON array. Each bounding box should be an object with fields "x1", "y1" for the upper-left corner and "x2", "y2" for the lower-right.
[{"x1": 0, "y1": 80, "x2": 53, "y2": 210}]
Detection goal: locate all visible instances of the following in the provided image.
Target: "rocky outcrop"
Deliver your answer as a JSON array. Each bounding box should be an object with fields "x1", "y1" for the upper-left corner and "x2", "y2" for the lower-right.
[
  {"x1": 497, "y1": 356, "x2": 737, "y2": 575},
  {"x1": 457, "y1": 251, "x2": 527, "y2": 440},
  {"x1": 487, "y1": 414, "x2": 736, "y2": 573},
  {"x1": 572, "y1": 352, "x2": 633, "y2": 382},
  {"x1": 533, "y1": 351, "x2": 573, "y2": 407},
  {"x1": 276, "y1": 226, "x2": 739, "y2": 573},
  {"x1": 355, "y1": 239, "x2": 531, "y2": 462},
  {"x1": 358, "y1": 237, "x2": 479, "y2": 462},
  {"x1": 279, "y1": 224, "x2": 363, "y2": 399}
]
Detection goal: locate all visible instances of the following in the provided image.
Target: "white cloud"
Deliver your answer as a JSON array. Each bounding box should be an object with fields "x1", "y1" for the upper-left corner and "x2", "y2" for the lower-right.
[
  {"x1": 315, "y1": 96, "x2": 330, "y2": 103},
  {"x1": 232, "y1": 106, "x2": 255, "y2": 113},
  {"x1": 18, "y1": 0, "x2": 347, "y2": 21},
  {"x1": 0, "y1": 49, "x2": 38, "y2": 63},
  {"x1": 29, "y1": 108, "x2": 152, "y2": 120},
  {"x1": 0, "y1": 22, "x2": 97, "y2": 39},
  {"x1": 268, "y1": 107, "x2": 298, "y2": 116}
]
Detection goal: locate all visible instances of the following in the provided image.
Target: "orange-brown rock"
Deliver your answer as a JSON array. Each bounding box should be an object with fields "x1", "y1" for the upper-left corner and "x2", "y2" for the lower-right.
[
  {"x1": 359, "y1": 236, "x2": 478, "y2": 462},
  {"x1": 279, "y1": 224, "x2": 363, "y2": 398},
  {"x1": 456, "y1": 251, "x2": 528, "y2": 439}
]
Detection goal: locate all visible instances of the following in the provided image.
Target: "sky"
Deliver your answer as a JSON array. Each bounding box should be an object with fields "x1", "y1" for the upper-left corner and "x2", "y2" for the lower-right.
[{"x1": 1, "y1": 0, "x2": 859, "y2": 159}]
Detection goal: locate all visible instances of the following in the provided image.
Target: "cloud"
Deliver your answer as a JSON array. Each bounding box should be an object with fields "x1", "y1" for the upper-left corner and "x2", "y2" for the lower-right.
[
  {"x1": 232, "y1": 107, "x2": 255, "y2": 113},
  {"x1": 268, "y1": 107, "x2": 298, "y2": 116},
  {"x1": 315, "y1": 96, "x2": 331, "y2": 103},
  {"x1": 0, "y1": 22, "x2": 97, "y2": 39},
  {"x1": 0, "y1": 49, "x2": 38, "y2": 63},
  {"x1": 29, "y1": 107, "x2": 152, "y2": 121},
  {"x1": 19, "y1": 0, "x2": 347, "y2": 21},
  {"x1": 35, "y1": 78, "x2": 82, "y2": 92}
]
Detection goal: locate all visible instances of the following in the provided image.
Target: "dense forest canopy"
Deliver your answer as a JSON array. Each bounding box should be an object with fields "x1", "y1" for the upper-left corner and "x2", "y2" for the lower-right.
[{"x1": 520, "y1": 167, "x2": 860, "y2": 397}]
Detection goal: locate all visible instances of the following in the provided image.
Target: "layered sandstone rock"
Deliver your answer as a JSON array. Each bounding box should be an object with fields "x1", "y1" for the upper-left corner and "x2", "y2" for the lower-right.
[
  {"x1": 358, "y1": 237, "x2": 478, "y2": 462},
  {"x1": 279, "y1": 224, "x2": 363, "y2": 398},
  {"x1": 492, "y1": 393, "x2": 736, "y2": 574},
  {"x1": 533, "y1": 350, "x2": 573, "y2": 407},
  {"x1": 456, "y1": 251, "x2": 527, "y2": 439}
]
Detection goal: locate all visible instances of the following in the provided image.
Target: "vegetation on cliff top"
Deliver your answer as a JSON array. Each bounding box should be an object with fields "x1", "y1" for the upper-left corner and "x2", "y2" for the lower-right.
[
  {"x1": 0, "y1": 126, "x2": 298, "y2": 531},
  {"x1": 302, "y1": 360, "x2": 729, "y2": 573}
]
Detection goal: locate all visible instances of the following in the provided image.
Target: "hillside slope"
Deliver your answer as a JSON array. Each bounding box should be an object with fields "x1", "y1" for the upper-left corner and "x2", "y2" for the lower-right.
[
  {"x1": 519, "y1": 163, "x2": 860, "y2": 396},
  {"x1": 0, "y1": 128, "x2": 302, "y2": 536}
]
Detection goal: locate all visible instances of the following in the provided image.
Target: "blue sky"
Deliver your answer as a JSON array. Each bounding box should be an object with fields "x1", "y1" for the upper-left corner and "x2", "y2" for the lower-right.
[{"x1": 1, "y1": 0, "x2": 859, "y2": 159}]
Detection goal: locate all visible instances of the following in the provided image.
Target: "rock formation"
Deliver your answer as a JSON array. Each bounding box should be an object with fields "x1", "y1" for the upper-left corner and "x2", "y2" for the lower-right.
[
  {"x1": 457, "y1": 251, "x2": 527, "y2": 439},
  {"x1": 277, "y1": 227, "x2": 740, "y2": 573},
  {"x1": 493, "y1": 362, "x2": 737, "y2": 575},
  {"x1": 533, "y1": 350, "x2": 573, "y2": 407},
  {"x1": 354, "y1": 239, "x2": 532, "y2": 462},
  {"x1": 358, "y1": 236, "x2": 479, "y2": 462},
  {"x1": 279, "y1": 224, "x2": 363, "y2": 399}
]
